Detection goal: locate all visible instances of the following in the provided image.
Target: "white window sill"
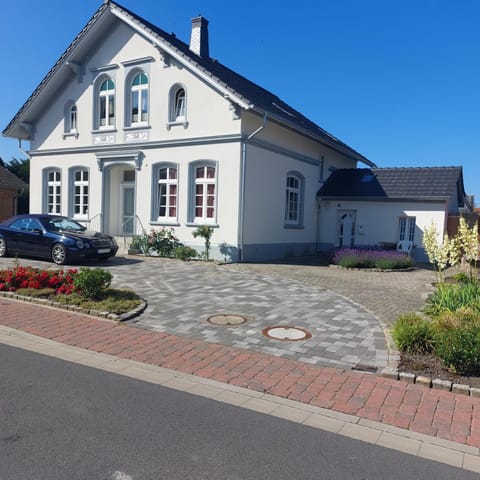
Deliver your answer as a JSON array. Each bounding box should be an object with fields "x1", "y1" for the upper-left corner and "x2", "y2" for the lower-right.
[
  {"x1": 125, "y1": 124, "x2": 151, "y2": 131},
  {"x1": 186, "y1": 222, "x2": 219, "y2": 228},
  {"x1": 92, "y1": 128, "x2": 117, "y2": 134},
  {"x1": 62, "y1": 132, "x2": 79, "y2": 139},
  {"x1": 150, "y1": 220, "x2": 180, "y2": 226},
  {"x1": 166, "y1": 120, "x2": 189, "y2": 130}
]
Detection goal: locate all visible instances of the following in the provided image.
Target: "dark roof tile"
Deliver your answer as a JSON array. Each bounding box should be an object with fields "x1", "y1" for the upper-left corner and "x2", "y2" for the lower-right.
[{"x1": 317, "y1": 167, "x2": 465, "y2": 200}]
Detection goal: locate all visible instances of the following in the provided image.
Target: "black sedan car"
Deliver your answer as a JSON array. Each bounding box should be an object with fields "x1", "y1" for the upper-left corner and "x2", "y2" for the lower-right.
[{"x1": 0, "y1": 214, "x2": 118, "y2": 265}]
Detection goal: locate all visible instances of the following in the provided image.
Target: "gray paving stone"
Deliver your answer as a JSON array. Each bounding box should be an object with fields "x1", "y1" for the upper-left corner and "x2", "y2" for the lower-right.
[{"x1": 0, "y1": 255, "x2": 435, "y2": 371}]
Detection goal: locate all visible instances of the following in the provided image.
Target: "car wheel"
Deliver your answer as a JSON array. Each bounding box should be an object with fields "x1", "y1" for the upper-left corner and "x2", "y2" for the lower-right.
[
  {"x1": 0, "y1": 238, "x2": 7, "y2": 257},
  {"x1": 51, "y1": 243, "x2": 68, "y2": 265}
]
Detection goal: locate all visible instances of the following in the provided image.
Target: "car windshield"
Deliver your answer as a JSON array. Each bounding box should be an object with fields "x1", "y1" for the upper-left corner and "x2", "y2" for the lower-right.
[{"x1": 45, "y1": 217, "x2": 86, "y2": 232}]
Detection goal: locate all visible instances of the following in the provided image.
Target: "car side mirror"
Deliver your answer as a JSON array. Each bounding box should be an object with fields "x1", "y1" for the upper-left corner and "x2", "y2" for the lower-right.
[{"x1": 32, "y1": 228, "x2": 43, "y2": 235}]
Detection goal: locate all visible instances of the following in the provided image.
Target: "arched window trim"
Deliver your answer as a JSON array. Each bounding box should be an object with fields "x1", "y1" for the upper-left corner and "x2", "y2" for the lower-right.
[
  {"x1": 93, "y1": 74, "x2": 116, "y2": 131},
  {"x1": 68, "y1": 166, "x2": 90, "y2": 220},
  {"x1": 284, "y1": 171, "x2": 305, "y2": 228},
  {"x1": 151, "y1": 162, "x2": 179, "y2": 225},
  {"x1": 125, "y1": 69, "x2": 149, "y2": 128},
  {"x1": 43, "y1": 168, "x2": 62, "y2": 215},
  {"x1": 167, "y1": 84, "x2": 189, "y2": 129}
]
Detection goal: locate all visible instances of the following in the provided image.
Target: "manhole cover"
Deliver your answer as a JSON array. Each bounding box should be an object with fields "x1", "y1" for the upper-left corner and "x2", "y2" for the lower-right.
[
  {"x1": 207, "y1": 314, "x2": 248, "y2": 326},
  {"x1": 262, "y1": 326, "x2": 312, "y2": 341}
]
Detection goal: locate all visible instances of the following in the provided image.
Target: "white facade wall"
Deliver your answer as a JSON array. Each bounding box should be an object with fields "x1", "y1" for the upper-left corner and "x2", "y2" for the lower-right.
[
  {"x1": 318, "y1": 199, "x2": 448, "y2": 259},
  {"x1": 25, "y1": 18, "x2": 363, "y2": 262}
]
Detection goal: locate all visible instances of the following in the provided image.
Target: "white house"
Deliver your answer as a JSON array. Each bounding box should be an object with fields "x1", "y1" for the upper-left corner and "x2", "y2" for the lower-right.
[
  {"x1": 2, "y1": 0, "x2": 375, "y2": 262},
  {"x1": 317, "y1": 167, "x2": 473, "y2": 260}
]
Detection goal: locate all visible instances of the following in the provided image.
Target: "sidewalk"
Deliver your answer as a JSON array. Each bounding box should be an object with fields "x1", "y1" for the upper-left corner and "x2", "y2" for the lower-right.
[{"x1": 1, "y1": 296, "x2": 480, "y2": 473}]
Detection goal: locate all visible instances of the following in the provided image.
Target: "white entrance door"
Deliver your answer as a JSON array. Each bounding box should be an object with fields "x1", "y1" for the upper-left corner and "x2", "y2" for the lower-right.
[
  {"x1": 337, "y1": 210, "x2": 356, "y2": 248},
  {"x1": 121, "y1": 184, "x2": 135, "y2": 235}
]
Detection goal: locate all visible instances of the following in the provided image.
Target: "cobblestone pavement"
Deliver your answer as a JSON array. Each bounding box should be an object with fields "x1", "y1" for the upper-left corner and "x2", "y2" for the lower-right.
[{"x1": 0, "y1": 255, "x2": 435, "y2": 371}]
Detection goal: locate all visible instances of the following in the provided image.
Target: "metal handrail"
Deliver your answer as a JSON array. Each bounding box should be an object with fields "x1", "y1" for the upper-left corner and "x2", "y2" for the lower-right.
[{"x1": 121, "y1": 214, "x2": 147, "y2": 248}]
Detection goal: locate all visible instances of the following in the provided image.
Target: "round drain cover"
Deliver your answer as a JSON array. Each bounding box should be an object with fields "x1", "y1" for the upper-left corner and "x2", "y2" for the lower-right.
[
  {"x1": 207, "y1": 314, "x2": 248, "y2": 326},
  {"x1": 262, "y1": 326, "x2": 312, "y2": 341}
]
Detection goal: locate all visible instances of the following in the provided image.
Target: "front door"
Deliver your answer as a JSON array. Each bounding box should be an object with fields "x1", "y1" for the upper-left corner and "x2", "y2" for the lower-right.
[
  {"x1": 121, "y1": 184, "x2": 135, "y2": 235},
  {"x1": 337, "y1": 210, "x2": 356, "y2": 248}
]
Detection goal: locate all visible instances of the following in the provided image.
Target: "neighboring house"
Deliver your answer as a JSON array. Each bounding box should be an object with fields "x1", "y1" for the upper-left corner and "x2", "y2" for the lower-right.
[
  {"x1": 317, "y1": 167, "x2": 473, "y2": 260},
  {"x1": 2, "y1": 0, "x2": 374, "y2": 262},
  {"x1": 0, "y1": 163, "x2": 27, "y2": 221}
]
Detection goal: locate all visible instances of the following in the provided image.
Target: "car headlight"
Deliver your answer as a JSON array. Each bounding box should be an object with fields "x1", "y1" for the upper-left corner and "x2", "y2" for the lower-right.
[
  {"x1": 76, "y1": 240, "x2": 85, "y2": 249},
  {"x1": 111, "y1": 237, "x2": 117, "y2": 246}
]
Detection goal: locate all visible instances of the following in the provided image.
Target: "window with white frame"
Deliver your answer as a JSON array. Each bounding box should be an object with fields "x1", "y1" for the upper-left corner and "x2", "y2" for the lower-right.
[
  {"x1": 72, "y1": 169, "x2": 89, "y2": 218},
  {"x1": 46, "y1": 170, "x2": 61, "y2": 214},
  {"x1": 168, "y1": 85, "x2": 187, "y2": 125},
  {"x1": 399, "y1": 216, "x2": 416, "y2": 242},
  {"x1": 153, "y1": 164, "x2": 178, "y2": 222},
  {"x1": 130, "y1": 72, "x2": 149, "y2": 125},
  {"x1": 285, "y1": 173, "x2": 304, "y2": 226},
  {"x1": 98, "y1": 77, "x2": 115, "y2": 128},
  {"x1": 192, "y1": 164, "x2": 216, "y2": 223}
]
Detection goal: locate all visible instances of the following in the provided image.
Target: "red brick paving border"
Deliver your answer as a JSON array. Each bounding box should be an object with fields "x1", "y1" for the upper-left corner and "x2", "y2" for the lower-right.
[{"x1": 1, "y1": 297, "x2": 480, "y2": 447}]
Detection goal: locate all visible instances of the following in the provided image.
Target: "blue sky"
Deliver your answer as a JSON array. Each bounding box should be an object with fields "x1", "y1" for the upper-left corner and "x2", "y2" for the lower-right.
[{"x1": 1, "y1": 0, "x2": 479, "y2": 202}]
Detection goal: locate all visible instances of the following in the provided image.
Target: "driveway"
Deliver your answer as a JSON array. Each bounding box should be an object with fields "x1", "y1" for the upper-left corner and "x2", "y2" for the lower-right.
[{"x1": 0, "y1": 255, "x2": 435, "y2": 371}]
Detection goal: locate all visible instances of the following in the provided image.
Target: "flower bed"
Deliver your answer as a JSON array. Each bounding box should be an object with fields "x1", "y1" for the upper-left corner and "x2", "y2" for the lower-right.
[
  {"x1": 0, "y1": 264, "x2": 141, "y2": 316},
  {"x1": 0, "y1": 265, "x2": 76, "y2": 294},
  {"x1": 332, "y1": 247, "x2": 415, "y2": 270}
]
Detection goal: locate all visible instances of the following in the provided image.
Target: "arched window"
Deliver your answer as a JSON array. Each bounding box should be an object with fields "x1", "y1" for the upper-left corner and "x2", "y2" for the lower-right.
[
  {"x1": 130, "y1": 72, "x2": 149, "y2": 125},
  {"x1": 152, "y1": 164, "x2": 178, "y2": 222},
  {"x1": 63, "y1": 102, "x2": 78, "y2": 138},
  {"x1": 70, "y1": 168, "x2": 89, "y2": 219},
  {"x1": 174, "y1": 89, "x2": 185, "y2": 121},
  {"x1": 168, "y1": 85, "x2": 188, "y2": 127},
  {"x1": 98, "y1": 77, "x2": 115, "y2": 128},
  {"x1": 189, "y1": 162, "x2": 216, "y2": 223},
  {"x1": 45, "y1": 169, "x2": 62, "y2": 214},
  {"x1": 285, "y1": 172, "x2": 304, "y2": 227}
]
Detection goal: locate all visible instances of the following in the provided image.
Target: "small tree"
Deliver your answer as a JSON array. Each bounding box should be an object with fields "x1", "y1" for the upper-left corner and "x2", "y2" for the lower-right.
[
  {"x1": 456, "y1": 217, "x2": 479, "y2": 279},
  {"x1": 192, "y1": 226, "x2": 214, "y2": 261},
  {"x1": 422, "y1": 223, "x2": 458, "y2": 283}
]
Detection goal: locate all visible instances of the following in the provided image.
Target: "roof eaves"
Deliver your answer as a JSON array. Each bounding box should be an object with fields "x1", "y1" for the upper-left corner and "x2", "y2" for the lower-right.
[{"x1": 2, "y1": 2, "x2": 110, "y2": 137}]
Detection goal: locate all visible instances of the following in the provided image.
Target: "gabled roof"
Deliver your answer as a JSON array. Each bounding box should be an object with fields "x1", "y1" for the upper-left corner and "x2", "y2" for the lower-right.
[
  {"x1": 0, "y1": 164, "x2": 27, "y2": 191},
  {"x1": 2, "y1": 0, "x2": 373, "y2": 166},
  {"x1": 317, "y1": 167, "x2": 467, "y2": 202}
]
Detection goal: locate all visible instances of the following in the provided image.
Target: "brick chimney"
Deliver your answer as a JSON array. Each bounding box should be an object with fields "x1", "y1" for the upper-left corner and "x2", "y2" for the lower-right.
[{"x1": 189, "y1": 16, "x2": 209, "y2": 58}]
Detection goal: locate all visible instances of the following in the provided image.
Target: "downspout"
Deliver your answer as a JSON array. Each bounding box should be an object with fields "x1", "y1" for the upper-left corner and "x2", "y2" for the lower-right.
[
  {"x1": 238, "y1": 113, "x2": 268, "y2": 262},
  {"x1": 18, "y1": 139, "x2": 31, "y2": 160}
]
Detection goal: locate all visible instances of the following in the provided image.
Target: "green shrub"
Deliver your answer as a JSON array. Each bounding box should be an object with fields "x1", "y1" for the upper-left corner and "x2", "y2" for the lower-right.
[
  {"x1": 337, "y1": 255, "x2": 374, "y2": 269},
  {"x1": 391, "y1": 312, "x2": 435, "y2": 353},
  {"x1": 73, "y1": 267, "x2": 112, "y2": 299},
  {"x1": 425, "y1": 282, "x2": 480, "y2": 316},
  {"x1": 174, "y1": 245, "x2": 197, "y2": 261},
  {"x1": 423, "y1": 308, "x2": 480, "y2": 375},
  {"x1": 375, "y1": 257, "x2": 414, "y2": 270}
]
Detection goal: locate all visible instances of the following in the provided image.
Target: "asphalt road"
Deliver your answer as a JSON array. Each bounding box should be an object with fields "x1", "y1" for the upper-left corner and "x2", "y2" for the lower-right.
[{"x1": 0, "y1": 344, "x2": 475, "y2": 480}]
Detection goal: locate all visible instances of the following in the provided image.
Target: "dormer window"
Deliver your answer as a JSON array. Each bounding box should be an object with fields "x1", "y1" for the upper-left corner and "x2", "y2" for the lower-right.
[
  {"x1": 99, "y1": 78, "x2": 115, "y2": 128},
  {"x1": 129, "y1": 72, "x2": 149, "y2": 125}
]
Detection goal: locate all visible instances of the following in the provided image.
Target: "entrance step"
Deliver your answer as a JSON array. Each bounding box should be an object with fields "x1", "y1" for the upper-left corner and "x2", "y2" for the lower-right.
[{"x1": 114, "y1": 236, "x2": 131, "y2": 255}]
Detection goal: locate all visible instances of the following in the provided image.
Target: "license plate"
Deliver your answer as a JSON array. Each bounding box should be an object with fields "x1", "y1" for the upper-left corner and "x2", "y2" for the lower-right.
[{"x1": 97, "y1": 248, "x2": 111, "y2": 254}]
